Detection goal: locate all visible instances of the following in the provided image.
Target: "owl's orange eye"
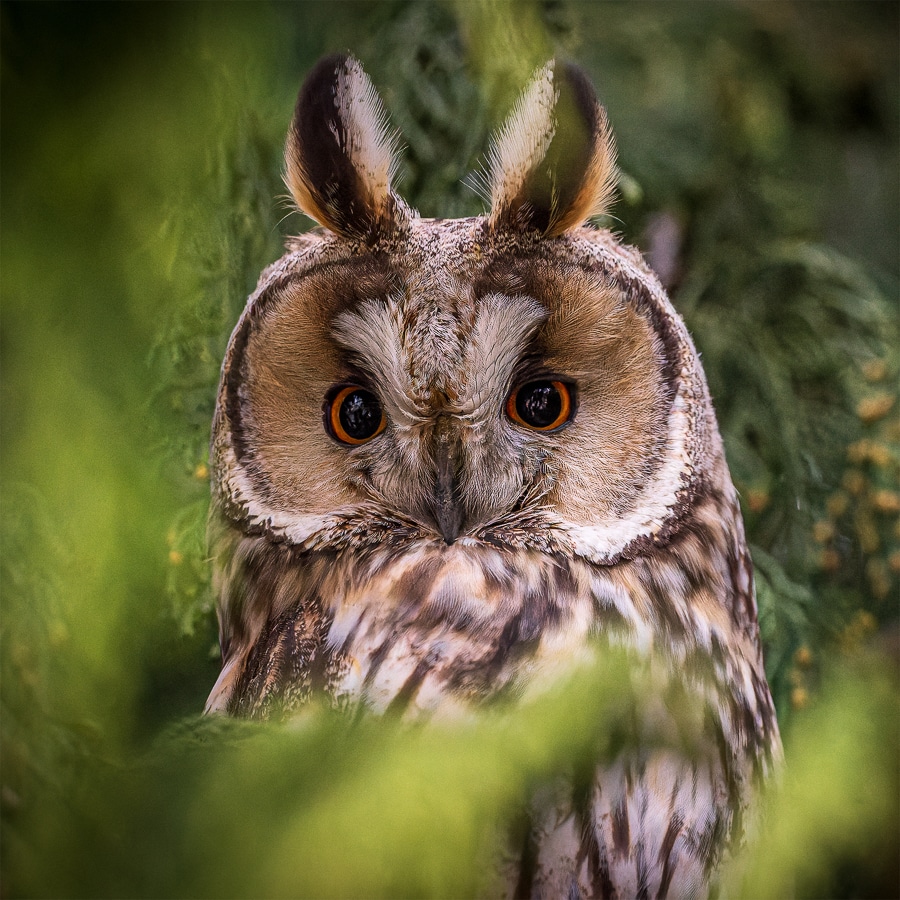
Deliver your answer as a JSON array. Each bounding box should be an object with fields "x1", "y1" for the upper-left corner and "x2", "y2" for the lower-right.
[
  {"x1": 326, "y1": 386, "x2": 386, "y2": 445},
  {"x1": 506, "y1": 380, "x2": 573, "y2": 431}
]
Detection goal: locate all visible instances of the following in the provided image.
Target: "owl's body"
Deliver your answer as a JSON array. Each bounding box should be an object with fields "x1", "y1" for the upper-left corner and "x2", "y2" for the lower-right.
[{"x1": 207, "y1": 55, "x2": 780, "y2": 897}]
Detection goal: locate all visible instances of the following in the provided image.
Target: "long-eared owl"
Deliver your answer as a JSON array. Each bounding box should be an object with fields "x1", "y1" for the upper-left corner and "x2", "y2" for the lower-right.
[{"x1": 206, "y1": 54, "x2": 781, "y2": 898}]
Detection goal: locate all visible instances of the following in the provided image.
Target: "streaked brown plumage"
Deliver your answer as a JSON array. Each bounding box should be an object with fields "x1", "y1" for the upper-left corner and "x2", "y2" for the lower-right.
[{"x1": 207, "y1": 54, "x2": 781, "y2": 897}]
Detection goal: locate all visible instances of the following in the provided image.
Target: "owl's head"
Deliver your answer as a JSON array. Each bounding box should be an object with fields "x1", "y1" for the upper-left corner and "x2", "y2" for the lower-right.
[{"x1": 212, "y1": 55, "x2": 722, "y2": 566}]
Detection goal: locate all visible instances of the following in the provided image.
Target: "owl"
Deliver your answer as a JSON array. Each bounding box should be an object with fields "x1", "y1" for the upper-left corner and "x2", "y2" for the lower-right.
[{"x1": 205, "y1": 54, "x2": 781, "y2": 898}]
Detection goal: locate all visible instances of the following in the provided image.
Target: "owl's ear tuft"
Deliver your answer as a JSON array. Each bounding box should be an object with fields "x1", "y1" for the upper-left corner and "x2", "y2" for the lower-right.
[
  {"x1": 487, "y1": 61, "x2": 616, "y2": 237},
  {"x1": 285, "y1": 54, "x2": 406, "y2": 240}
]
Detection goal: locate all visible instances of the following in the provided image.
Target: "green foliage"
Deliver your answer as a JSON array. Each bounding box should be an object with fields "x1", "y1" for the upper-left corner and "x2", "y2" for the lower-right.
[
  {"x1": 730, "y1": 658, "x2": 899, "y2": 900},
  {"x1": 2, "y1": 2, "x2": 897, "y2": 897}
]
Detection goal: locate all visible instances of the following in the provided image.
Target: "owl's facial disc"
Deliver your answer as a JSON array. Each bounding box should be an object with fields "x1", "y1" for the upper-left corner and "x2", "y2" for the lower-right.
[{"x1": 217, "y1": 226, "x2": 697, "y2": 557}]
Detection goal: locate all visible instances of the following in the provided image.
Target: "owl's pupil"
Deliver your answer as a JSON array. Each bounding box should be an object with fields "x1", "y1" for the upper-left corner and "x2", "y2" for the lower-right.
[
  {"x1": 516, "y1": 381, "x2": 562, "y2": 428},
  {"x1": 339, "y1": 389, "x2": 382, "y2": 440}
]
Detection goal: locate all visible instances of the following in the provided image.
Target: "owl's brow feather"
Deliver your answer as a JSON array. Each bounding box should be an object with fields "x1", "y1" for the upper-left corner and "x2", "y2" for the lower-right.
[{"x1": 331, "y1": 291, "x2": 550, "y2": 423}]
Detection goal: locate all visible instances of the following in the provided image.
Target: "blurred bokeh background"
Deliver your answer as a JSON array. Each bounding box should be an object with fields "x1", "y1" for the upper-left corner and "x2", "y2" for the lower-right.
[{"x1": 2, "y1": 2, "x2": 897, "y2": 896}]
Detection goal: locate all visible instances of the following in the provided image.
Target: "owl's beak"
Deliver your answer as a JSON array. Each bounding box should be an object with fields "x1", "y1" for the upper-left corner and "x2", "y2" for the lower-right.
[{"x1": 432, "y1": 422, "x2": 463, "y2": 545}]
